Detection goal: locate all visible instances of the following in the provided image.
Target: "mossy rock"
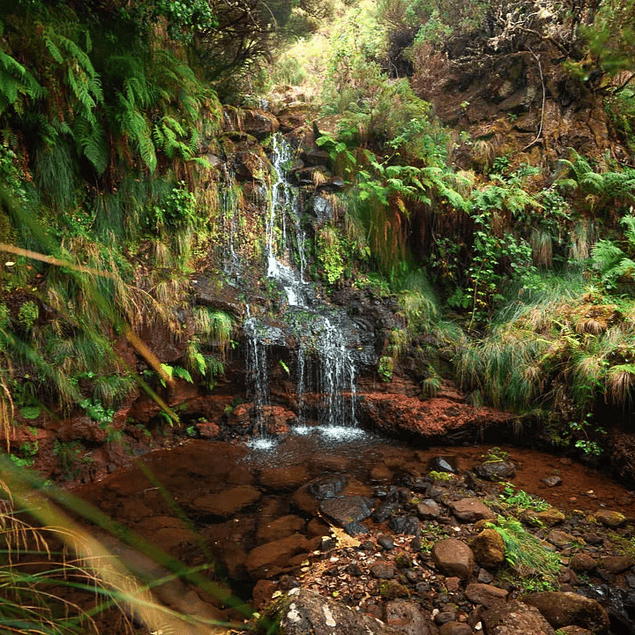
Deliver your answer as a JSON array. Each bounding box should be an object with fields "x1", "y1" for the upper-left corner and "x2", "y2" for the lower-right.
[{"x1": 379, "y1": 580, "x2": 410, "y2": 600}]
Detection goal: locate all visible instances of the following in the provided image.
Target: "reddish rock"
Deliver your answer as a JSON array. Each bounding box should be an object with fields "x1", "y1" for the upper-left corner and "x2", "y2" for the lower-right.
[
  {"x1": 306, "y1": 518, "x2": 330, "y2": 538},
  {"x1": 484, "y1": 599, "x2": 556, "y2": 635},
  {"x1": 58, "y1": 416, "x2": 108, "y2": 443},
  {"x1": 598, "y1": 555, "x2": 635, "y2": 574},
  {"x1": 439, "y1": 623, "x2": 472, "y2": 635},
  {"x1": 259, "y1": 464, "x2": 309, "y2": 489},
  {"x1": 195, "y1": 421, "x2": 220, "y2": 439},
  {"x1": 465, "y1": 582, "x2": 508, "y2": 608},
  {"x1": 256, "y1": 515, "x2": 306, "y2": 544},
  {"x1": 240, "y1": 108, "x2": 279, "y2": 139},
  {"x1": 569, "y1": 553, "x2": 597, "y2": 572},
  {"x1": 384, "y1": 600, "x2": 436, "y2": 635},
  {"x1": 192, "y1": 485, "x2": 261, "y2": 517},
  {"x1": 431, "y1": 538, "x2": 475, "y2": 581},
  {"x1": 547, "y1": 530, "x2": 577, "y2": 549},
  {"x1": 358, "y1": 394, "x2": 514, "y2": 440},
  {"x1": 449, "y1": 498, "x2": 497, "y2": 523},
  {"x1": 594, "y1": 509, "x2": 626, "y2": 528},
  {"x1": 245, "y1": 534, "x2": 312, "y2": 579},
  {"x1": 252, "y1": 579, "x2": 277, "y2": 611},
  {"x1": 522, "y1": 591, "x2": 610, "y2": 634}
]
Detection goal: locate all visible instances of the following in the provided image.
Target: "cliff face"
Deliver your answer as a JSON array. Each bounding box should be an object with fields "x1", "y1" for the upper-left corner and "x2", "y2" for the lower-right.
[{"x1": 405, "y1": 0, "x2": 623, "y2": 173}]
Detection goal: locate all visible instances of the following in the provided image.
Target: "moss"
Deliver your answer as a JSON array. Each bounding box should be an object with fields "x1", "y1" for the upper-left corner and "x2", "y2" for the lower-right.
[
  {"x1": 379, "y1": 580, "x2": 410, "y2": 600},
  {"x1": 394, "y1": 551, "x2": 413, "y2": 569}
]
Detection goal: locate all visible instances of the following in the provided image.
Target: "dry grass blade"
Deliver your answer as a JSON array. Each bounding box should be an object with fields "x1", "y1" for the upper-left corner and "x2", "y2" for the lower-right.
[
  {"x1": 606, "y1": 364, "x2": 635, "y2": 408},
  {"x1": 1, "y1": 466, "x2": 234, "y2": 635}
]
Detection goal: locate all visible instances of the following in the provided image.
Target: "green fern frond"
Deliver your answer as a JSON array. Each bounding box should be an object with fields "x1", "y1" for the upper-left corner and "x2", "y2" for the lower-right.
[{"x1": 73, "y1": 116, "x2": 108, "y2": 175}]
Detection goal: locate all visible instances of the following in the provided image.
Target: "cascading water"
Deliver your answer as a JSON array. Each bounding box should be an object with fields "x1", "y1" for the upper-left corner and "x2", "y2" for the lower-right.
[{"x1": 244, "y1": 134, "x2": 363, "y2": 443}]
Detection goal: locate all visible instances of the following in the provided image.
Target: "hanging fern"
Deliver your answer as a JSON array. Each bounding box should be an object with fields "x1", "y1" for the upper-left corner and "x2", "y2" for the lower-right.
[
  {"x1": 0, "y1": 46, "x2": 44, "y2": 114},
  {"x1": 43, "y1": 27, "x2": 103, "y2": 122},
  {"x1": 73, "y1": 115, "x2": 108, "y2": 176}
]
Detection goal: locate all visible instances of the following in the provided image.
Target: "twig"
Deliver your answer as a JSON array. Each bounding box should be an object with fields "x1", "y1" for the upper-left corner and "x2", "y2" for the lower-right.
[{"x1": 521, "y1": 48, "x2": 546, "y2": 152}]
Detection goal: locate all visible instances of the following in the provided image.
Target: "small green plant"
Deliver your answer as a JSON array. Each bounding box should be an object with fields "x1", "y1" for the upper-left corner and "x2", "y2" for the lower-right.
[
  {"x1": 378, "y1": 356, "x2": 394, "y2": 382},
  {"x1": 428, "y1": 470, "x2": 454, "y2": 482},
  {"x1": 482, "y1": 447, "x2": 510, "y2": 463},
  {"x1": 17, "y1": 301, "x2": 39, "y2": 332},
  {"x1": 53, "y1": 439, "x2": 91, "y2": 478},
  {"x1": 498, "y1": 483, "x2": 550, "y2": 512}
]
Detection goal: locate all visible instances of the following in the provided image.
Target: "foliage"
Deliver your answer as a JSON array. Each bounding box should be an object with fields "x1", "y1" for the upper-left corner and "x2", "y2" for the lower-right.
[
  {"x1": 498, "y1": 483, "x2": 551, "y2": 512},
  {"x1": 488, "y1": 516, "x2": 561, "y2": 586},
  {"x1": 591, "y1": 215, "x2": 635, "y2": 290}
]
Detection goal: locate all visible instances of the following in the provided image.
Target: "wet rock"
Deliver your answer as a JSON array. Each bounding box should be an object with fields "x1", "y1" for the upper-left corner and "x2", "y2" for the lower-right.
[
  {"x1": 569, "y1": 553, "x2": 597, "y2": 572},
  {"x1": 372, "y1": 500, "x2": 400, "y2": 522},
  {"x1": 371, "y1": 562, "x2": 396, "y2": 579},
  {"x1": 259, "y1": 465, "x2": 310, "y2": 489},
  {"x1": 429, "y1": 484, "x2": 450, "y2": 500},
  {"x1": 417, "y1": 499, "x2": 442, "y2": 520},
  {"x1": 388, "y1": 515, "x2": 421, "y2": 536},
  {"x1": 256, "y1": 515, "x2": 306, "y2": 544},
  {"x1": 358, "y1": 394, "x2": 514, "y2": 442},
  {"x1": 344, "y1": 520, "x2": 369, "y2": 536},
  {"x1": 521, "y1": 509, "x2": 566, "y2": 527},
  {"x1": 439, "y1": 622, "x2": 472, "y2": 635},
  {"x1": 594, "y1": 509, "x2": 627, "y2": 528},
  {"x1": 547, "y1": 530, "x2": 577, "y2": 549},
  {"x1": 542, "y1": 476, "x2": 563, "y2": 487},
  {"x1": 306, "y1": 518, "x2": 330, "y2": 538},
  {"x1": 483, "y1": 599, "x2": 556, "y2": 635},
  {"x1": 598, "y1": 555, "x2": 635, "y2": 574},
  {"x1": 245, "y1": 534, "x2": 311, "y2": 579},
  {"x1": 346, "y1": 562, "x2": 363, "y2": 576},
  {"x1": 449, "y1": 498, "x2": 497, "y2": 523},
  {"x1": 370, "y1": 464, "x2": 393, "y2": 482},
  {"x1": 522, "y1": 591, "x2": 610, "y2": 634},
  {"x1": 432, "y1": 538, "x2": 475, "y2": 581},
  {"x1": 435, "y1": 610, "x2": 457, "y2": 624},
  {"x1": 192, "y1": 485, "x2": 261, "y2": 517},
  {"x1": 308, "y1": 474, "x2": 349, "y2": 500},
  {"x1": 252, "y1": 578, "x2": 277, "y2": 610},
  {"x1": 385, "y1": 600, "x2": 436, "y2": 635},
  {"x1": 377, "y1": 534, "x2": 396, "y2": 550},
  {"x1": 276, "y1": 588, "x2": 388, "y2": 634},
  {"x1": 58, "y1": 416, "x2": 108, "y2": 444},
  {"x1": 474, "y1": 461, "x2": 516, "y2": 481},
  {"x1": 471, "y1": 528, "x2": 505, "y2": 569},
  {"x1": 277, "y1": 105, "x2": 314, "y2": 133},
  {"x1": 431, "y1": 457, "x2": 456, "y2": 473},
  {"x1": 241, "y1": 108, "x2": 279, "y2": 139},
  {"x1": 478, "y1": 568, "x2": 495, "y2": 583},
  {"x1": 465, "y1": 582, "x2": 508, "y2": 608},
  {"x1": 319, "y1": 495, "x2": 374, "y2": 527}
]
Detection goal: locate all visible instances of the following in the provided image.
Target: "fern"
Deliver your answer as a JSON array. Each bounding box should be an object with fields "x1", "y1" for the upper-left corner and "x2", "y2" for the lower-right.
[
  {"x1": 73, "y1": 115, "x2": 108, "y2": 175},
  {"x1": 44, "y1": 27, "x2": 103, "y2": 121},
  {"x1": 0, "y1": 47, "x2": 44, "y2": 113}
]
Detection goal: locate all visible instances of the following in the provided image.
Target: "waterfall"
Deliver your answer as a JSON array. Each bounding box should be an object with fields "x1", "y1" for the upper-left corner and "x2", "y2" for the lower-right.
[{"x1": 245, "y1": 134, "x2": 362, "y2": 443}]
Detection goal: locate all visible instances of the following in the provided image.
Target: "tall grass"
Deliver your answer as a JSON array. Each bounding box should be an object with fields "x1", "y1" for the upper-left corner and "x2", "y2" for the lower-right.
[{"x1": 0, "y1": 461, "x2": 247, "y2": 635}]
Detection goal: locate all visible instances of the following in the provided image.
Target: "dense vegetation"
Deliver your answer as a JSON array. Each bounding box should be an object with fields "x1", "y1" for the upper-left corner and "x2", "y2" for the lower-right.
[{"x1": 2, "y1": 0, "x2": 635, "y2": 631}]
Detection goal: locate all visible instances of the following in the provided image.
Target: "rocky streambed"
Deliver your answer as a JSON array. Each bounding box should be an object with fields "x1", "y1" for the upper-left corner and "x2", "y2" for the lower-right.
[{"x1": 75, "y1": 431, "x2": 635, "y2": 635}]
